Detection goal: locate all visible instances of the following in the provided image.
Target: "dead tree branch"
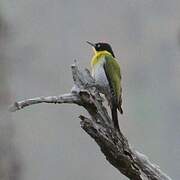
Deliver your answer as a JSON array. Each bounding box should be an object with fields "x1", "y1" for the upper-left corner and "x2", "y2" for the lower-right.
[{"x1": 9, "y1": 63, "x2": 172, "y2": 180}]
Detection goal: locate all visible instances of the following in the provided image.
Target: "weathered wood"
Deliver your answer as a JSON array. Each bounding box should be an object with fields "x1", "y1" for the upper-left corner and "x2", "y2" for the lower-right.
[{"x1": 9, "y1": 63, "x2": 172, "y2": 180}]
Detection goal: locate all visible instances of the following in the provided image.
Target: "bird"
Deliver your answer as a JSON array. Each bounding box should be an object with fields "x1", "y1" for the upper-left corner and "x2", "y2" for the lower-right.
[{"x1": 87, "y1": 41, "x2": 123, "y2": 132}]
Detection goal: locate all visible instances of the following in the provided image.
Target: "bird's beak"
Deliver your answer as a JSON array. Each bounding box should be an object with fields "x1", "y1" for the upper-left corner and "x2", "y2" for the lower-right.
[{"x1": 86, "y1": 41, "x2": 95, "y2": 47}]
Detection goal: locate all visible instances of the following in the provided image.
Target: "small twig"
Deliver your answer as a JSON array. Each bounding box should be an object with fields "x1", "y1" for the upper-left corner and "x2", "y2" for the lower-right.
[{"x1": 9, "y1": 94, "x2": 81, "y2": 112}]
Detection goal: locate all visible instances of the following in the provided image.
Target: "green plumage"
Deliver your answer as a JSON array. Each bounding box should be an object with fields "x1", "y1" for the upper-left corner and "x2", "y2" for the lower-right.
[{"x1": 104, "y1": 55, "x2": 122, "y2": 113}]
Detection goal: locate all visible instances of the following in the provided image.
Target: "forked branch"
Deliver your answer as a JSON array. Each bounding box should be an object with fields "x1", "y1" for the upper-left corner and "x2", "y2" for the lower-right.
[{"x1": 10, "y1": 63, "x2": 172, "y2": 180}]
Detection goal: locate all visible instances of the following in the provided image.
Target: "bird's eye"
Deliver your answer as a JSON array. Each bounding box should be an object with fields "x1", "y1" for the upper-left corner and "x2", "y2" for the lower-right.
[{"x1": 97, "y1": 44, "x2": 101, "y2": 48}]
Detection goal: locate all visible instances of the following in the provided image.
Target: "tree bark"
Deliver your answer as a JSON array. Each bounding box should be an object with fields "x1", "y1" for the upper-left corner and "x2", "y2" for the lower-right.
[{"x1": 10, "y1": 62, "x2": 172, "y2": 180}]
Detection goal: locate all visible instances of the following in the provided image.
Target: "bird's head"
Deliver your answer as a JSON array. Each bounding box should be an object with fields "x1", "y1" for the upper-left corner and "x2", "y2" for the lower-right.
[{"x1": 86, "y1": 41, "x2": 115, "y2": 57}]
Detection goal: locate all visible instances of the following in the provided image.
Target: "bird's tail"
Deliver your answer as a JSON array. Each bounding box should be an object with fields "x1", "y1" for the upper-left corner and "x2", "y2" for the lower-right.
[{"x1": 111, "y1": 107, "x2": 120, "y2": 132}]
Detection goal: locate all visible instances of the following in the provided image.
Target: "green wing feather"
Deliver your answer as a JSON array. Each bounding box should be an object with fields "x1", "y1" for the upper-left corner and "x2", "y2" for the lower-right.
[{"x1": 104, "y1": 55, "x2": 123, "y2": 114}]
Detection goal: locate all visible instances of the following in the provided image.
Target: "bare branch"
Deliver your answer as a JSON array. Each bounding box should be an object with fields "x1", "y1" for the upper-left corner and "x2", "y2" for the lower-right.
[
  {"x1": 10, "y1": 63, "x2": 172, "y2": 180},
  {"x1": 9, "y1": 94, "x2": 81, "y2": 112},
  {"x1": 133, "y1": 151, "x2": 172, "y2": 180}
]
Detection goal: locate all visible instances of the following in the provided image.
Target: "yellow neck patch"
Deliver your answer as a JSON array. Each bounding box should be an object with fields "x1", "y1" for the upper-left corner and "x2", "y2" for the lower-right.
[{"x1": 91, "y1": 50, "x2": 112, "y2": 67}]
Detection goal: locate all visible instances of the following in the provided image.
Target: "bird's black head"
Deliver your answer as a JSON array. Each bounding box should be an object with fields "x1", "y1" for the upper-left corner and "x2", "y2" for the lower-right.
[{"x1": 87, "y1": 41, "x2": 115, "y2": 57}]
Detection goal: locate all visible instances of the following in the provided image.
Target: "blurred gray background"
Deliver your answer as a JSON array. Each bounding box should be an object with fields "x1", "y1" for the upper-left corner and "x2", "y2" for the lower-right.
[{"x1": 0, "y1": 0, "x2": 180, "y2": 179}]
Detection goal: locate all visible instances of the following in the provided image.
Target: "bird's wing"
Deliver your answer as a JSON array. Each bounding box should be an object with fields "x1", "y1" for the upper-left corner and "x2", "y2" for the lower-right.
[{"x1": 104, "y1": 55, "x2": 123, "y2": 113}]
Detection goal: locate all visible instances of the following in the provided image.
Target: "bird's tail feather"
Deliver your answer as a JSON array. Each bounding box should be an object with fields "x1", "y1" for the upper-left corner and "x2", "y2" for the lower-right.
[
  {"x1": 111, "y1": 107, "x2": 120, "y2": 132},
  {"x1": 118, "y1": 106, "x2": 123, "y2": 114}
]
